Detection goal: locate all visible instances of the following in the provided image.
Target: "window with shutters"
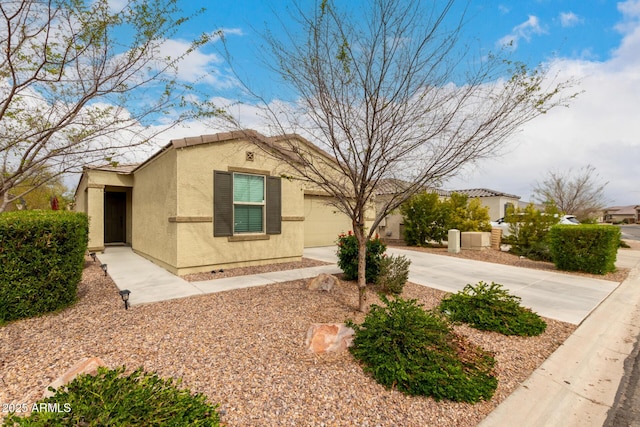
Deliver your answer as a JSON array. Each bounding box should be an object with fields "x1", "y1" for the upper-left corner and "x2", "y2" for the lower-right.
[
  {"x1": 214, "y1": 170, "x2": 281, "y2": 237},
  {"x1": 233, "y1": 173, "x2": 264, "y2": 233}
]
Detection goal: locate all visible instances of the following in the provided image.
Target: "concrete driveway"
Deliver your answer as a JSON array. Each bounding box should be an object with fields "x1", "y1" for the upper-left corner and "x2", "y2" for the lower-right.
[{"x1": 304, "y1": 246, "x2": 620, "y2": 325}]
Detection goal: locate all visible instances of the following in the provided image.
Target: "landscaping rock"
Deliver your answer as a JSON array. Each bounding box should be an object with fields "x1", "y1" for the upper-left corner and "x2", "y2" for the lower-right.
[
  {"x1": 305, "y1": 323, "x2": 355, "y2": 354},
  {"x1": 307, "y1": 273, "x2": 339, "y2": 291},
  {"x1": 44, "y1": 357, "x2": 107, "y2": 398}
]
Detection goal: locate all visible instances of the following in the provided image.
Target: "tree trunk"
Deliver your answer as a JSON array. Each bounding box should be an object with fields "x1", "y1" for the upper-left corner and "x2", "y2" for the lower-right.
[{"x1": 354, "y1": 227, "x2": 368, "y2": 312}]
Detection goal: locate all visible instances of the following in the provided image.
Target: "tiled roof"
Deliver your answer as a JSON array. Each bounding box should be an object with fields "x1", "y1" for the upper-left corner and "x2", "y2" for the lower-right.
[
  {"x1": 604, "y1": 205, "x2": 639, "y2": 215},
  {"x1": 85, "y1": 164, "x2": 139, "y2": 174},
  {"x1": 451, "y1": 188, "x2": 520, "y2": 199}
]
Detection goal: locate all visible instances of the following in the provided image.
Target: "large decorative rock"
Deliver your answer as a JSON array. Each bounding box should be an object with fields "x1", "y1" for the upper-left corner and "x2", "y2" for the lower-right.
[
  {"x1": 306, "y1": 323, "x2": 355, "y2": 354},
  {"x1": 44, "y1": 357, "x2": 107, "y2": 398},
  {"x1": 307, "y1": 273, "x2": 339, "y2": 291}
]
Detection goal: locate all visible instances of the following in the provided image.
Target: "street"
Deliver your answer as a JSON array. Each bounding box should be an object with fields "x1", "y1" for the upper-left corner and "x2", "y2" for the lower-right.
[{"x1": 620, "y1": 224, "x2": 640, "y2": 241}]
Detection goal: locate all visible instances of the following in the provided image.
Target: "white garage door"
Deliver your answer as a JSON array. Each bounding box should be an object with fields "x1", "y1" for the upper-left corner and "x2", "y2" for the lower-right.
[{"x1": 304, "y1": 195, "x2": 352, "y2": 247}]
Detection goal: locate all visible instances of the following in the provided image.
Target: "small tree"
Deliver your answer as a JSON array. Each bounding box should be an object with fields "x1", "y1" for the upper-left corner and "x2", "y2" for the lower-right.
[
  {"x1": 400, "y1": 191, "x2": 449, "y2": 245},
  {"x1": 446, "y1": 193, "x2": 492, "y2": 232},
  {"x1": 504, "y1": 203, "x2": 560, "y2": 261},
  {"x1": 230, "y1": 0, "x2": 574, "y2": 311},
  {"x1": 532, "y1": 165, "x2": 608, "y2": 221},
  {"x1": 0, "y1": 0, "x2": 223, "y2": 212}
]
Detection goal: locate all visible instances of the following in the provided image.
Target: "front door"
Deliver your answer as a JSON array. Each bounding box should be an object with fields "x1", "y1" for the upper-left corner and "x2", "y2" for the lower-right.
[{"x1": 104, "y1": 192, "x2": 126, "y2": 243}]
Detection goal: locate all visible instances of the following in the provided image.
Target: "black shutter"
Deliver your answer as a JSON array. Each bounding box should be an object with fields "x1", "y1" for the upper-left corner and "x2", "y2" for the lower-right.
[
  {"x1": 266, "y1": 176, "x2": 281, "y2": 234},
  {"x1": 214, "y1": 171, "x2": 233, "y2": 236}
]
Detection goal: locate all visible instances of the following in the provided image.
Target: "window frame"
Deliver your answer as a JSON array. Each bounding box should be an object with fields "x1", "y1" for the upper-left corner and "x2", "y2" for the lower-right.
[{"x1": 232, "y1": 172, "x2": 266, "y2": 234}]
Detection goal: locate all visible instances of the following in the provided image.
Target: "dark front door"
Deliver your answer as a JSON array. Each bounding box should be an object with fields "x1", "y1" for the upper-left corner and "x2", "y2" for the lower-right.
[{"x1": 104, "y1": 192, "x2": 126, "y2": 243}]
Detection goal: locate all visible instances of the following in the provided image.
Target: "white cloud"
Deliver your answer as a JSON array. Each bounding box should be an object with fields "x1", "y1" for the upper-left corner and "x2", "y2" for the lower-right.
[
  {"x1": 559, "y1": 12, "x2": 583, "y2": 28},
  {"x1": 445, "y1": 47, "x2": 640, "y2": 206},
  {"x1": 497, "y1": 15, "x2": 546, "y2": 50}
]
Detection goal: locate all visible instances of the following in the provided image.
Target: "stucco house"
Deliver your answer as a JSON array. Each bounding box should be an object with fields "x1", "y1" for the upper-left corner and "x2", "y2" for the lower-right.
[
  {"x1": 74, "y1": 130, "x2": 354, "y2": 275},
  {"x1": 453, "y1": 188, "x2": 521, "y2": 222},
  {"x1": 375, "y1": 184, "x2": 521, "y2": 240},
  {"x1": 603, "y1": 205, "x2": 640, "y2": 223}
]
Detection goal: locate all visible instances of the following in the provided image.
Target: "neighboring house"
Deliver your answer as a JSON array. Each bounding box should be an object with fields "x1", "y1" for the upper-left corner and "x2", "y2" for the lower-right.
[
  {"x1": 453, "y1": 188, "x2": 521, "y2": 222},
  {"x1": 375, "y1": 180, "x2": 449, "y2": 241},
  {"x1": 74, "y1": 130, "x2": 354, "y2": 275},
  {"x1": 376, "y1": 184, "x2": 521, "y2": 240},
  {"x1": 603, "y1": 205, "x2": 640, "y2": 223}
]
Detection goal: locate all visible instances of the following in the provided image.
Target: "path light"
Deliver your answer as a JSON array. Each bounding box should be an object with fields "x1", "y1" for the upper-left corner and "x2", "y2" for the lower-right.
[
  {"x1": 89, "y1": 252, "x2": 96, "y2": 262},
  {"x1": 101, "y1": 263, "x2": 108, "y2": 276},
  {"x1": 119, "y1": 289, "x2": 131, "y2": 310}
]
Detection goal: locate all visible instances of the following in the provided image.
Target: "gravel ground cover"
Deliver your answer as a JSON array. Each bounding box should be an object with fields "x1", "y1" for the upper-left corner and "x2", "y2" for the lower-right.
[{"x1": 1, "y1": 255, "x2": 578, "y2": 426}]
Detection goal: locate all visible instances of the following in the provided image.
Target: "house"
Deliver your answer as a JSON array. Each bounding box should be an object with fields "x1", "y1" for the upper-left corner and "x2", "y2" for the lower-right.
[
  {"x1": 453, "y1": 188, "x2": 521, "y2": 222},
  {"x1": 74, "y1": 130, "x2": 354, "y2": 275},
  {"x1": 603, "y1": 205, "x2": 640, "y2": 224},
  {"x1": 375, "y1": 184, "x2": 520, "y2": 240}
]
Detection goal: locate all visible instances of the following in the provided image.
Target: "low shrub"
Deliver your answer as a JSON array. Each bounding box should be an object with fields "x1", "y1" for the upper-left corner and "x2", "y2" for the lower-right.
[
  {"x1": 5, "y1": 366, "x2": 221, "y2": 426},
  {"x1": 549, "y1": 225, "x2": 620, "y2": 274},
  {"x1": 375, "y1": 254, "x2": 411, "y2": 295},
  {"x1": 0, "y1": 211, "x2": 88, "y2": 323},
  {"x1": 438, "y1": 281, "x2": 547, "y2": 336},
  {"x1": 347, "y1": 295, "x2": 497, "y2": 403},
  {"x1": 336, "y1": 231, "x2": 386, "y2": 283}
]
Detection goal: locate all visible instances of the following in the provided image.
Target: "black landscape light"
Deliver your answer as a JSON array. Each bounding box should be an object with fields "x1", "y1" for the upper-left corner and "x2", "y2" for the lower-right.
[
  {"x1": 119, "y1": 289, "x2": 131, "y2": 310},
  {"x1": 89, "y1": 252, "x2": 96, "y2": 262},
  {"x1": 101, "y1": 263, "x2": 108, "y2": 276}
]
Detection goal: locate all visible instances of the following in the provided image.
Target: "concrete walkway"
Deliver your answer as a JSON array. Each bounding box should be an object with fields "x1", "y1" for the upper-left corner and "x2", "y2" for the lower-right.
[
  {"x1": 96, "y1": 246, "x2": 340, "y2": 306},
  {"x1": 480, "y1": 250, "x2": 640, "y2": 427},
  {"x1": 305, "y1": 246, "x2": 620, "y2": 325}
]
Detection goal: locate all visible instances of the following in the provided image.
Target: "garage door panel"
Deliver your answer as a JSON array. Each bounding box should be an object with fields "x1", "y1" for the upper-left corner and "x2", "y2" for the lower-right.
[{"x1": 304, "y1": 196, "x2": 351, "y2": 247}]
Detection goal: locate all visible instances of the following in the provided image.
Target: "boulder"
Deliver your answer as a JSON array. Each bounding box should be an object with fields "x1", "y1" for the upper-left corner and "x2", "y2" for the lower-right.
[
  {"x1": 306, "y1": 323, "x2": 355, "y2": 354},
  {"x1": 307, "y1": 273, "x2": 339, "y2": 291},
  {"x1": 44, "y1": 357, "x2": 107, "y2": 398}
]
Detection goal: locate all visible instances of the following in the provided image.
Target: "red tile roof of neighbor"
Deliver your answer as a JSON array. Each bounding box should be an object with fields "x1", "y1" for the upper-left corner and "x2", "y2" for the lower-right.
[{"x1": 605, "y1": 205, "x2": 640, "y2": 215}]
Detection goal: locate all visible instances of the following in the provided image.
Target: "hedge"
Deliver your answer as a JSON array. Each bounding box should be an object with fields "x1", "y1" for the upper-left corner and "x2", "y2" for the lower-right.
[
  {"x1": 548, "y1": 225, "x2": 620, "y2": 274},
  {"x1": 0, "y1": 211, "x2": 88, "y2": 323}
]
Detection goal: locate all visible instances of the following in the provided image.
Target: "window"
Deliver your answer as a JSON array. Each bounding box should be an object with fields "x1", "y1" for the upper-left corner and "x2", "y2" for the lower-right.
[
  {"x1": 214, "y1": 170, "x2": 281, "y2": 237},
  {"x1": 233, "y1": 173, "x2": 264, "y2": 233}
]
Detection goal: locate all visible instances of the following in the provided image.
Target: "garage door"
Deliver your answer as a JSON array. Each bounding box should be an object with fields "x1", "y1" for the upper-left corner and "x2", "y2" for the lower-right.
[{"x1": 304, "y1": 195, "x2": 352, "y2": 247}]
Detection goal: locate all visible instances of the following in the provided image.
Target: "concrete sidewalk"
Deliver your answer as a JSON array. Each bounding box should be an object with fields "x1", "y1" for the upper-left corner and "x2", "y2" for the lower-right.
[
  {"x1": 480, "y1": 250, "x2": 640, "y2": 427},
  {"x1": 96, "y1": 246, "x2": 340, "y2": 306}
]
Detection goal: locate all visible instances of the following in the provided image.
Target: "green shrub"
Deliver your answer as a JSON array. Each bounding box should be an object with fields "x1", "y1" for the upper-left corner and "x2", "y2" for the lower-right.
[
  {"x1": 0, "y1": 211, "x2": 88, "y2": 323},
  {"x1": 549, "y1": 225, "x2": 620, "y2": 274},
  {"x1": 5, "y1": 366, "x2": 221, "y2": 426},
  {"x1": 347, "y1": 295, "x2": 497, "y2": 403},
  {"x1": 438, "y1": 281, "x2": 547, "y2": 336},
  {"x1": 336, "y1": 231, "x2": 386, "y2": 283},
  {"x1": 400, "y1": 191, "x2": 449, "y2": 245},
  {"x1": 375, "y1": 254, "x2": 411, "y2": 295},
  {"x1": 400, "y1": 191, "x2": 491, "y2": 246},
  {"x1": 503, "y1": 203, "x2": 560, "y2": 261}
]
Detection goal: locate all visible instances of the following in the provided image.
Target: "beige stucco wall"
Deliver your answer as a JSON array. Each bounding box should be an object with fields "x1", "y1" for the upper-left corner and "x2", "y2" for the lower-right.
[
  {"x1": 132, "y1": 148, "x2": 178, "y2": 269},
  {"x1": 481, "y1": 196, "x2": 519, "y2": 222},
  {"x1": 166, "y1": 139, "x2": 306, "y2": 274},
  {"x1": 74, "y1": 169, "x2": 134, "y2": 251}
]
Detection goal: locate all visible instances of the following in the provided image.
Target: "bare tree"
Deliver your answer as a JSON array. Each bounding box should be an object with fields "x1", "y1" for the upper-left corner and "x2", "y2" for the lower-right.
[
  {"x1": 0, "y1": 0, "x2": 222, "y2": 212},
  {"x1": 533, "y1": 165, "x2": 608, "y2": 221},
  {"x1": 228, "y1": 0, "x2": 574, "y2": 311}
]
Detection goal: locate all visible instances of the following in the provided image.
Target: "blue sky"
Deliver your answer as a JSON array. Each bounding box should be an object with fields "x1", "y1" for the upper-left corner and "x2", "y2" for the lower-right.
[{"x1": 123, "y1": 0, "x2": 640, "y2": 207}]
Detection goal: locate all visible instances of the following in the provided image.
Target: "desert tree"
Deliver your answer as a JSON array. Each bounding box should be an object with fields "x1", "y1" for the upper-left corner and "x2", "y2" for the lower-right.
[
  {"x1": 227, "y1": 0, "x2": 575, "y2": 310},
  {"x1": 0, "y1": 0, "x2": 223, "y2": 212},
  {"x1": 532, "y1": 164, "x2": 608, "y2": 221}
]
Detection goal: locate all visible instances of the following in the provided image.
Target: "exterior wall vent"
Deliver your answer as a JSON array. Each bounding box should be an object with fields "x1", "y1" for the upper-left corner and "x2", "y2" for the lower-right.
[{"x1": 246, "y1": 151, "x2": 255, "y2": 162}]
